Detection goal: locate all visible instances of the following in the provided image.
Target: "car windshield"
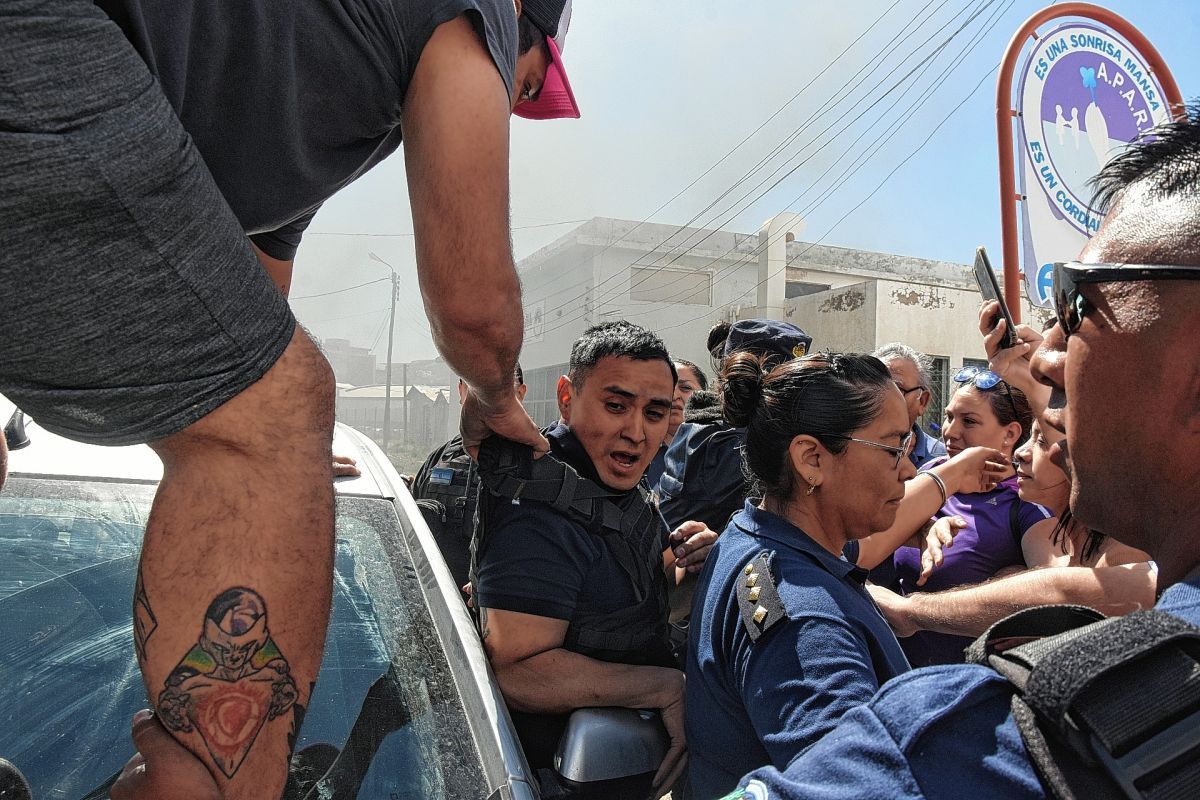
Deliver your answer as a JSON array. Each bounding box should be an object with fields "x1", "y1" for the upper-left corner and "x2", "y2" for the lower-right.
[{"x1": 0, "y1": 476, "x2": 488, "y2": 799}]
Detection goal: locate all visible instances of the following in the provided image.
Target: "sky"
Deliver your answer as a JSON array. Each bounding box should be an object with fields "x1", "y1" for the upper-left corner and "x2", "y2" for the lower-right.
[{"x1": 288, "y1": 0, "x2": 1200, "y2": 365}]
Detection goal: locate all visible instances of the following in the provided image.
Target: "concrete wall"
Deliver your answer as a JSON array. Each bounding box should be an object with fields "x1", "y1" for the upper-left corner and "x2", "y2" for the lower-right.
[
  {"x1": 780, "y1": 278, "x2": 1052, "y2": 365},
  {"x1": 514, "y1": 217, "x2": 1053, "y2": 393}
]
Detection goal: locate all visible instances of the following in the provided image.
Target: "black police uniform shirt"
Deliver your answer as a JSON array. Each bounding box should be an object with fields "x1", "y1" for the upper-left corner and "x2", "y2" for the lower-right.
[
  {"x1": 473, "y1": 423, "x2": 672, "y2": 662},
  {"x1": 473, "y1": 423, "x2": 675, "y2": 768},
  {"x1": 96, "y1": 0, "x2": 517, "y2": 259}
]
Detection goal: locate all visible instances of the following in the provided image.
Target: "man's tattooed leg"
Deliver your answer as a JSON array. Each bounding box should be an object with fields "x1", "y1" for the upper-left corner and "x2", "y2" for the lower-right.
[
  {"x1": 133, "y1": 564, "x2": 158, "y2": 663},
  {"x1": 156, "y1": 588, "x2": 299, "y2": 779}
]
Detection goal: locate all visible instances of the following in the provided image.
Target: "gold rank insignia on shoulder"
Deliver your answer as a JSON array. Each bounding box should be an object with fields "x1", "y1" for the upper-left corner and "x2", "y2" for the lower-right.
[{"x1": 738, "y1": 550, "x2": 784, "y2": 642}]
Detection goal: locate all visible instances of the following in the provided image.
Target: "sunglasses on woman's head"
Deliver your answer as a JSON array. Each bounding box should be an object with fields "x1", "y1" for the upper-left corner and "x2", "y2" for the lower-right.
[
  {"x1": 1052, "y1": 262, "x2": 1200, "y2": 337},
  {"x1": 954, "y1": 367, "x2": 1019, "y2": 422}
]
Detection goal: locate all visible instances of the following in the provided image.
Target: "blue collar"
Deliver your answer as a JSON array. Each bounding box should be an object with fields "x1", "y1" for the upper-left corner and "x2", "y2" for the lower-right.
[
  {"x1": 1159, "y1": 577, "x2": 1200, "y2": 620},
  {"x1": 732, "y1": 501, "x2": 868, "y2": 583}
]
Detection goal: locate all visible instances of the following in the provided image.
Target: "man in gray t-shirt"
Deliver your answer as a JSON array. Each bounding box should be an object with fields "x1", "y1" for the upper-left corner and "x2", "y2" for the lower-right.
[{"x1": 0, "y1": 1, "x2": 579, "y2": 797}]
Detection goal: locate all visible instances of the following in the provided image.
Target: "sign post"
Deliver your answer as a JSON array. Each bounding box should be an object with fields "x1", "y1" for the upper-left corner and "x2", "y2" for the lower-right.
[{"x1": 995, "y1": 3, "x2": 1182, "y2": 320}]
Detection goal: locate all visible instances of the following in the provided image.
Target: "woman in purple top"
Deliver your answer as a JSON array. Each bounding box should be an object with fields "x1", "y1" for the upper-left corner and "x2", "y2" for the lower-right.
[{"x1": 889, "y1": 368, "x2": 1048, "y2": 666}]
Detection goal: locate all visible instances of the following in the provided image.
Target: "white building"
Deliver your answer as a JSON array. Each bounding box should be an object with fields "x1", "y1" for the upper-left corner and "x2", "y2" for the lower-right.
[
  {"x1": 516, "y1": 215, "x2": 1049, "y2": 429},
  {"x1": 336, "y1": 384, "x2": 455, "y2": 452}
]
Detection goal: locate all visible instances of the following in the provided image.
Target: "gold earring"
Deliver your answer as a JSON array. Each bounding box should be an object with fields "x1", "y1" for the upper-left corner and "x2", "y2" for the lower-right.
[{"x1": 805, "y1": 482, "x2": 817, "y2": 496}]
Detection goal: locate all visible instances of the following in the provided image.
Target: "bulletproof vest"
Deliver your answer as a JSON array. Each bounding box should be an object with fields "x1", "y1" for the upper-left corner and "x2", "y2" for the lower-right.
[
  {"x1": 471, "y1": 436, "x2": 670, "y2": 664},
  {"x1": 411, "y1": 438, "x2": 478, "y2": 590},
  {"x1": 967, "y1": 605, "x2": 1200, "y2": 800}
]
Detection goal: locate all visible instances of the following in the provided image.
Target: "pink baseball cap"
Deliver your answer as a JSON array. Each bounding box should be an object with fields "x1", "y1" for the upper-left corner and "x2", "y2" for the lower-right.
[{"x1": 513, "y1": 0, "x2": 580, "y2": 120}]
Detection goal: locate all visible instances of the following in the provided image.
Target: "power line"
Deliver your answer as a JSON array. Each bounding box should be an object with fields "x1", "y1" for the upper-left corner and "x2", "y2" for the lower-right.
[
  {"x1": 583, "y1": 0, "x2": 958, "y2": 302},
  {"x1": 658, "y1": 53, "x2": 1002, "y2": 334},
  {"x1": 540, "y1": 0, "x2": 980, "y2": 335},
  {"x1": 291, "y1": 277, "x2": 389, "y2": 300},
  {"x1": 537, "y1": 0, "x2": 996, "y2": 338},
  {"x1": 514, "y1": 0, "x2": 922, "y2": 311},
  {"x1": 636, "y1": 0, "x2": 1011, "y2": 314},
  {"x1": 306, "y1": 218, "x2": 590, "y2": 237},
  {"x1": 620, "y1": 0, "x2": 990, "y2": 284}
]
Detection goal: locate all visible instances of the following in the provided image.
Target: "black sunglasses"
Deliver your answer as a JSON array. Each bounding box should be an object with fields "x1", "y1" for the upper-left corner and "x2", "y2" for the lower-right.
[{"x1": 1052, "y1": 262, "x2": 1200, "y2": 337}]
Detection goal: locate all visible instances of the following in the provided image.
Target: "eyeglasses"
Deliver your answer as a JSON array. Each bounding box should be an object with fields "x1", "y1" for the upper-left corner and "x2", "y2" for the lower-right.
[
  {"x1": 1052, "y1": 262, "x2": 1200, "y2": 337},
  {"x1": 954, "y1": 367, "x2": 1019, "y2": 423},
  {"x1": 825, "y1": 430, "x2": 915, "y2": 470},
  {"x1": 894, "y1": 382, "x2": 925, "y2": 397}
]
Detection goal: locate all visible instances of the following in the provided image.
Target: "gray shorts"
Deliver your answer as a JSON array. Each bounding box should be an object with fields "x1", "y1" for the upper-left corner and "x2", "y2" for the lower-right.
[{"x1": 0, "y1": 0, "x2": 295, "y2": 445}]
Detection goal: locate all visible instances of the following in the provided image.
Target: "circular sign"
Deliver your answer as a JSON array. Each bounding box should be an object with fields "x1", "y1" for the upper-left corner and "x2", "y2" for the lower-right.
[{"x1": 1018, "y1": 22, "x2": 1172, "y2": 236}]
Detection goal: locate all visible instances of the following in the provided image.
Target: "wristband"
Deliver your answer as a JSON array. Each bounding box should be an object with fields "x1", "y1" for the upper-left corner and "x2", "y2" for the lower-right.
[{"x1": 919, "y1": 470, "x2": 948, "y2": 505}]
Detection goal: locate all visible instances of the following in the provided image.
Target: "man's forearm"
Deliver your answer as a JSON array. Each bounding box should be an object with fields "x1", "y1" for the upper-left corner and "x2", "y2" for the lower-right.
[
  {"x1": 903, "y1": 564, "x2": 1157, "y2": 637},
  {"x1": 424, "y1": 268, "x2": 524, "y2": 399},
  {"x1": 494, "y1": 647, "x2": 680, "y2": 715}
]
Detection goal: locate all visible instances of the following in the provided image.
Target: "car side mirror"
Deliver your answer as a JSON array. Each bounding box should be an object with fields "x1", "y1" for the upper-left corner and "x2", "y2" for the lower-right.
[{"x1": 553, "y1": 707, "x2": 668, "y2": 799}]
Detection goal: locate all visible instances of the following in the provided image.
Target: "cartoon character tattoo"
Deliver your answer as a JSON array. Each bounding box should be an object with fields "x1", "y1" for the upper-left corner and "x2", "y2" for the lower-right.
[{"x1": 157, "y1": 588, "x2": 298, "y2": 778}]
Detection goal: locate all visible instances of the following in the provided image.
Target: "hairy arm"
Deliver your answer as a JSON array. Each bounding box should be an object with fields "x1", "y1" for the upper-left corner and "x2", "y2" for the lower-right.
[
  {"x1": 869, "y1": 563, "x2": 1157, "y2": 639},
  {"x1": 402, "y1": 16, "x2": 545, "y2": 455},
  {"x1": 481, "y1": 607, "x2": 686, "y2": 794}
]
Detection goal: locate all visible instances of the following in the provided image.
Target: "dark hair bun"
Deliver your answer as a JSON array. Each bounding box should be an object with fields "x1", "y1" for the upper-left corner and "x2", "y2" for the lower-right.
[
  {"x1": 721, "y1": 352, "x2": 767, "y2": 427},
  {"x1": 707, "y1": 320, "x2": 732, "y2": 359}
]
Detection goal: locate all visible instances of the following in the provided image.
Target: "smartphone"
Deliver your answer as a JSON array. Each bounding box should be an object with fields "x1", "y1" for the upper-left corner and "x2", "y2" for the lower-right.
[{"x1": 973, "y1": 246, "x2": 1018, "y2": 349}]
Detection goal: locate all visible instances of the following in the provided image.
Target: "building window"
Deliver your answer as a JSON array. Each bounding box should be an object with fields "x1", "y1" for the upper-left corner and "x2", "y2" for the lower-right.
[
  {"x1": 522, "y1": 362, "x2": 569, "y2": 427},
  {"x1": 629, "y1": 267, "x2": 712, "y2": 306},
  {"x1": 922, "y1": 355, "x2": 951, "y2": 438}
]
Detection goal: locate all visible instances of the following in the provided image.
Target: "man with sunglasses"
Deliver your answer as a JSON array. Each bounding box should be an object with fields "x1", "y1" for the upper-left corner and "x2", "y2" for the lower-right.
[{"x1": 716, "y1": 108, "x2": 1200, "y2": 800}]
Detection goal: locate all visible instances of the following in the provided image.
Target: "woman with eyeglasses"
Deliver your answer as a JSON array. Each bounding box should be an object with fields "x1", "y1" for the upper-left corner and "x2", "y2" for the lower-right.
[
  {"x1": 684, "y1": 352, "x2": 921, "y2": 798},
  {"x1": 879, "y1": 366, "x2": 1052, "y2": 667},
  {"x1": 865, "y1": 325, "x2": 1156, "y2": 644}
]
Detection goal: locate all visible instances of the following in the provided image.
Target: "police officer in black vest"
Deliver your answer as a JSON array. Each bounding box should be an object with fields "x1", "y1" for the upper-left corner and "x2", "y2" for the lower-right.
[
  {"x1": 411, "y1": 365, "x2": 526, "y2": 591},
  {"x1": 472, "y1": 322, "x2": 706, "y2": 799}
]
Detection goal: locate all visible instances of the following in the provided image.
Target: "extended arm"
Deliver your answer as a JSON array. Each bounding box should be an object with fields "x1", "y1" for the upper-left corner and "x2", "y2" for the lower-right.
[
  {"x1": 854, "y1": 448, "x2": 1010, "y2": 569},
  {"x1": 978, "y1": 300, "x2": 1052, "y2": 418},
  {"x1": 868, "y1": 563, "x2": 1157, "y2": 638},
  {"x1": 402, "y1": 16, "x2": 545, "y2": 455},
  {"x1": 481, "y1": 607, "x2": 686, "y2": 795}
]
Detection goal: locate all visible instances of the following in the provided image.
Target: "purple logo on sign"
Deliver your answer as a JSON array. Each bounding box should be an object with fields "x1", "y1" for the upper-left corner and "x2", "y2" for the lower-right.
[{"x1": 1019, "y1": 22, "x2": 1169, "y2": 236}]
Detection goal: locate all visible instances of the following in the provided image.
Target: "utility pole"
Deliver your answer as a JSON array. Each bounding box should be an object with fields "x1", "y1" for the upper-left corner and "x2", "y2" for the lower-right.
[
  {"x1": 401, "y1": 362, "x2": 409, "y2": 446},
  {"x1": 370, "y1": 252, "x2": 399, "y2": 457}
]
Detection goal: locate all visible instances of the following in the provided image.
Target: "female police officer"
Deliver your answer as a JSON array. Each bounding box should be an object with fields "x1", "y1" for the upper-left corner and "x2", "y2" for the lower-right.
[{"x1": 684, "y1": 352, "x2": 915, "y2": 797}]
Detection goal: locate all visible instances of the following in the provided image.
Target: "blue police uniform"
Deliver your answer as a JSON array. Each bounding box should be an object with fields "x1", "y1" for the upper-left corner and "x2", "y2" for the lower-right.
[
  {"x1": 657, "y1": 420, "x2": 747, "y2": 533},
  {"x1": 908, "y1": 424, "x2": 946, "y2": 471},
  {"x1": 723, "y1": 578, "x2": 1200, "y2": 800},
  {"x1": 686, "y1": 502, "x2": 911, "y2": 798}
]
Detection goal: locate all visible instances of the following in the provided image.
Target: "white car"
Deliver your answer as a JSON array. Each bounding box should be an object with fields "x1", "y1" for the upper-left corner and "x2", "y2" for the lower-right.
[{"x1": 0, "y1": 410, "x2": 537, "y2": 799}]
